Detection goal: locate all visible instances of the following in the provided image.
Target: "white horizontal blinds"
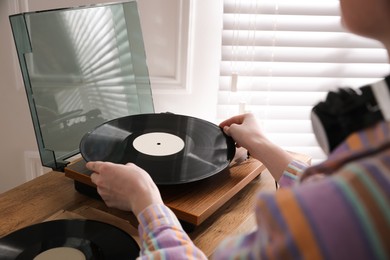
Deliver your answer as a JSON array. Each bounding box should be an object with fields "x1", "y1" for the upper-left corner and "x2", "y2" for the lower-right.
[{"x1": 218, "y1": 0, "x2": 390, "y2": 164}]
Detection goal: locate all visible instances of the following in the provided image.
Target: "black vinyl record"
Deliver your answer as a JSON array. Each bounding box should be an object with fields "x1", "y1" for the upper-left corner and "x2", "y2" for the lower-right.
[
  {"x1": 80, "y1": 113, "x2": 236, "y2": 184},
  {"x1": 0, "y1": 219, "x2": 139, "y2": 259}
]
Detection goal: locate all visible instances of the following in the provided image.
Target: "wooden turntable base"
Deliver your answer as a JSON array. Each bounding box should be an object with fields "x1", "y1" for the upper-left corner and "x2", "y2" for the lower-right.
[{"x1": 64, "y1": 148, "x2": 265, "y2": 227}]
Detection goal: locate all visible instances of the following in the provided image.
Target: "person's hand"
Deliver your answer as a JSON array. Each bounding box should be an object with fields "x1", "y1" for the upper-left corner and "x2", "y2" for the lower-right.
[
  {"x1": 87, "y1": 161, "x2": 163, "y2": 216},
  {"x1": 219, "y1": 113, "x2": 293, "y2": 181},
  {"x1": 219, "y1": 113, "x2": 266, "y2": 153}
]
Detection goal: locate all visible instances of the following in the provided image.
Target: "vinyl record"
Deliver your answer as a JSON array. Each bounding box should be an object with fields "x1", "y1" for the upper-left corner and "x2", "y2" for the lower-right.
[
  {"x1": 80, "y1": 113, "x2": 236, "y2": 184},
  {"x1": 0, "y1": 219, "x2": 139, "y2": 260}
]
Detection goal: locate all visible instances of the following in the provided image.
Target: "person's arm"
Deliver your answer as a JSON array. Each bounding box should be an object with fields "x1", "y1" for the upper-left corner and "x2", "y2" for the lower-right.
[
  {"x1": 87, "y1": 161, "x2": 207, "y2": 259},
  {"x1": 219, "y1": 113, "x2": 297, "y2": 182},
  {"x1": 278, "y1": 160, "x2": 308, "y2": 187},
  {"x1": 137, "y1": 204, "x2": 207, "y2": 259}
]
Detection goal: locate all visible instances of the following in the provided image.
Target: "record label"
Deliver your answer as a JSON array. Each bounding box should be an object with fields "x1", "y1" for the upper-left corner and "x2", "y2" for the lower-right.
[
  {"x1": 80, "y1": 113, "x2": 236, "y2": 184},
  {"x1": 34, "y1": 247, "x2": 85, "y2": 260},
  {"x1": 133, "y1": 132, "x2": 185, "y2": 156}
]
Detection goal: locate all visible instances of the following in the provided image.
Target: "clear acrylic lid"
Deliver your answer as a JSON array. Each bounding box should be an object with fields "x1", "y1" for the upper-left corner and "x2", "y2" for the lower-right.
[{"x1": 9, "y1": 1, "x2": 154, "y2": 170}]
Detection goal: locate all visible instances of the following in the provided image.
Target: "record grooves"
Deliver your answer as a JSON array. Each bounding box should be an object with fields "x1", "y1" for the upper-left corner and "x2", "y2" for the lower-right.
[
  {"x1": 0, "y1": 219, "x2": 139, "y2": 259},
  {"x1": 80, "y1": 113, "x2": 236, "y2": 184}
]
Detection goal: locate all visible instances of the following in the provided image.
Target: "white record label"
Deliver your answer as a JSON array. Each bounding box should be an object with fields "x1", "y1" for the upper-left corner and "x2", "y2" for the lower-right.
[
  {"x1": 133, "y1": 132, "x2": 185, "y2": 156},
  {"x1": 34, "y1": 247, "x2": 86, "y2": 260}
]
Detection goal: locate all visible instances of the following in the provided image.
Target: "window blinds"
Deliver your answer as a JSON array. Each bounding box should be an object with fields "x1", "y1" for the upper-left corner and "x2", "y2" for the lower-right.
[{"x1": 218, "y1": 0, "x2": 390, "y2": 164}]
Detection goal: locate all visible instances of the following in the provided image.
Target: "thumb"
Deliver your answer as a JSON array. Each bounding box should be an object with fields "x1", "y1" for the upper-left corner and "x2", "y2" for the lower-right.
[
  {"x1": 90, "y1": 172, "x2": 99, "y2": 185},
  {"x1": 223, "y1": 125, "x2": 231, "y2": 136}
]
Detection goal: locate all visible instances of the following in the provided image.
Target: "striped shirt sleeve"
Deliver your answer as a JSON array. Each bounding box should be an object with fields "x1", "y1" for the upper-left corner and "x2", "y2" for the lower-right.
[
  {"x1": 278, "y1": 159, "x2": 308, "y2": 187},
  {"x1": 137, "y1": 204, "x2": 207, "y2": 259}
]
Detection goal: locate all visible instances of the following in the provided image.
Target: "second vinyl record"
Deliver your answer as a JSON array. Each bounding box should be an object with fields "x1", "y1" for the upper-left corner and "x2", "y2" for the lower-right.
[
  {"x1": 0, "y1": 219, "x2": 139, "y2": 259},
  {"x1": 80, "y1": 113, "x2": 236, "y2": 184}
]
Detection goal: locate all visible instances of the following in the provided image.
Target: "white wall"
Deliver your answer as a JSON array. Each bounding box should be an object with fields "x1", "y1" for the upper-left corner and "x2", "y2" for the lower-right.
[
  {"x1": 1, "y1": 0, "x2": 43, "y2": 192},
  {"x1": 0, "y1": 0, "x2": 222, "y2": 192},
  {"x1": 151, "y1": 0, "x2": 222, "y2": 122}
]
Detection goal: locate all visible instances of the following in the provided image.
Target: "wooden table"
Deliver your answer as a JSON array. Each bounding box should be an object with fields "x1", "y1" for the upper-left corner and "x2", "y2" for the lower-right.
[{"x1": 0, "y1": 153, "x2": 309, "y2": 257}]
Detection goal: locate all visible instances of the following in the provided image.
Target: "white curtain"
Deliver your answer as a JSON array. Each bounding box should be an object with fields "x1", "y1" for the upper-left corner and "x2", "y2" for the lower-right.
[{"x1": 218, "y1": 0, "x2": 390, "y2": 163}]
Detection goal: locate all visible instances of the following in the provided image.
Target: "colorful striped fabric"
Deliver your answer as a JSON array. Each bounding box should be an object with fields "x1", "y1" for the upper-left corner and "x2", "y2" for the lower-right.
[
  {"x1": 137, "y1": 204, "x2": 207, "y2": 259},
  {"x1": 137, "y1": 120, "x2": 390, "y2": 259}
]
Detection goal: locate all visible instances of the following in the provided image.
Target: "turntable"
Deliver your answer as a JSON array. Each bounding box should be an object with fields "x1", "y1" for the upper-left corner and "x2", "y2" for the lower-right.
[{"x1": 9, "y1": 1, "x2": 267, "y2": 228}]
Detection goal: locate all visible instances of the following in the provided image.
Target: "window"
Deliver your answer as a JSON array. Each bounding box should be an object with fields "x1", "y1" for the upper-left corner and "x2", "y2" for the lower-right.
[{"x1": 218, "y1": 0, "x2": 389, "y2": 163}]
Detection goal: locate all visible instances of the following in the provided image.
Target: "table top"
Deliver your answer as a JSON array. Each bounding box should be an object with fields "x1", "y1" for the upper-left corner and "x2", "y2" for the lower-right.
[{"x1": 0, "y1": 152, "x2": 309, "y2": 257}]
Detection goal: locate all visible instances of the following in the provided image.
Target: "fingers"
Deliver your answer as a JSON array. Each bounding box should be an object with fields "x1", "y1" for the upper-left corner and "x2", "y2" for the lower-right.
[
  {"x1": 219, "y1": 113, "x2": 254, "y2": 128},
  {"x1": 87, "y1": 162, "x2": 100, "y2": 186},
  {"x1": 219, "y1": 114, "x2": 247, "y2": 137},
  {"x1": 85, "y1": 160, "x2": 165, "y2": 214},
  {"x1": 222, "y1": 124, "x2": 240, "y2": 139},
  {"x1": 219, "y1": 114, "x2": 244, "y2": 128},
  {"x1": 222, "y1": 125, "x2": 231, "y2": 136},
  {"x1": 88, "y1": 161, "x2": 111, "y2": 186},
  {"x1": 86, "y1": 161, "x2": 107, "y2": 173}
]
